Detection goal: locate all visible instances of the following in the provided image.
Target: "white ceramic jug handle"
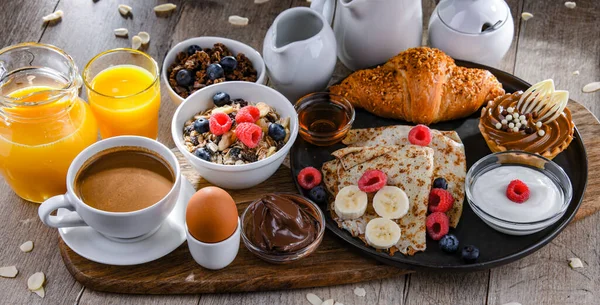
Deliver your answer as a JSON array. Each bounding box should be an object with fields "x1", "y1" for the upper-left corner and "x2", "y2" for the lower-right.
[
  {"x1": 38, "y1": 195, "x2": 87, "y2": 228},
  {"x1": 310, "y1": 0, "x2": 335, "y2": 24}
]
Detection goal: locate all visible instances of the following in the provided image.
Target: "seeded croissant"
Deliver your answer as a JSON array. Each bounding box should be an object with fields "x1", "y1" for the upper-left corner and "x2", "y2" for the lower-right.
[{"x1": 330, "y1": 47, "x2": 505, "y2": 125}]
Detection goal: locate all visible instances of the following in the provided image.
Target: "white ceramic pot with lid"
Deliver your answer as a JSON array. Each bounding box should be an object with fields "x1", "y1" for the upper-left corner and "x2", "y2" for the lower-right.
[{"x1": 428, "y1": 0, "x2": 514, "y2": 66}]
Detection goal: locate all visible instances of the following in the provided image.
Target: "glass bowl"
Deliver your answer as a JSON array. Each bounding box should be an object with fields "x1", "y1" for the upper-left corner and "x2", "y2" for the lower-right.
[
  {"x1": 465, "y1": 151, "x2": 572, "y2": 235},
  {"x1": 294, "y1": 92, "x2": 355, "y2": 146},
  {"x1": 240, "y1": 193, "x2": 325, "y2": 264}
]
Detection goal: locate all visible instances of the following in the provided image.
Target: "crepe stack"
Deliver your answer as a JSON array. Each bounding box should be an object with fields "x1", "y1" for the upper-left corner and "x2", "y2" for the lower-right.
[{"x1": 322, "y1": 125, "x2": 467, "y2": 256}]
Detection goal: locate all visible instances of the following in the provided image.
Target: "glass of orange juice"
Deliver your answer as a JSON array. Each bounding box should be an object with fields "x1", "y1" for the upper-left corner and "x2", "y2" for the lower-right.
[
  {"x1": 0, "y1": 43, "x2": 99, "y2": 203},
  {"x1": 83, "y1": 49, "x2": 160, "y2": 139}
]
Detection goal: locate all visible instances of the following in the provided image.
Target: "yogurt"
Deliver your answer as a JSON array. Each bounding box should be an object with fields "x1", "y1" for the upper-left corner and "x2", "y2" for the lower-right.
[{"x1": 471, "y1": 166, "x2": 564, "y2": 222}]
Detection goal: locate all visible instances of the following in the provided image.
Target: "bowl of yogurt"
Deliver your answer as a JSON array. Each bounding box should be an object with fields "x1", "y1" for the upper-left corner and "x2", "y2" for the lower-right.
[{"x1": 465, "y1": 151, "x2": 572, "y2": 235}]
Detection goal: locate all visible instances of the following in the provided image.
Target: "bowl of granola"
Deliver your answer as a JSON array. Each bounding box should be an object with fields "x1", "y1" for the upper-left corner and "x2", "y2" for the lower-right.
[
  {"x1": 162, "y1": 37, "x2": 267, "y2": 105},
  {"x1": 172, "y1": 81, "x2": 298, "y2": 189}
]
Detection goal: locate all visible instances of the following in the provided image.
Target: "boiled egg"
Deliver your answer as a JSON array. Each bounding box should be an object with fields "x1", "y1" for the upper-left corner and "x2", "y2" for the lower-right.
[{"x1": 186, "y1": 186, "x2": 238, "y2": 243}]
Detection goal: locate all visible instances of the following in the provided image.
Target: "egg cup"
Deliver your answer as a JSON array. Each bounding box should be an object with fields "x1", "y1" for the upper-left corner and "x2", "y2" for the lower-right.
[{"x1": 186, "y1": 217, "x2": 241, "y2": 270}]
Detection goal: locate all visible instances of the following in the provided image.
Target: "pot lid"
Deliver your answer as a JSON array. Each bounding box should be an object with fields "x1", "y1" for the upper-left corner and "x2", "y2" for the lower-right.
[{"x1": 436, "y1": 0, "x2": 510, "y2": 34}]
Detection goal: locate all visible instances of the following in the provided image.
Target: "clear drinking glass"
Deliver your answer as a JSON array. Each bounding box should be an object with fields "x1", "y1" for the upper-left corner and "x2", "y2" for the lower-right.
[{"x1": 83, "y1": 48, "x2": 160, "y2": 139}]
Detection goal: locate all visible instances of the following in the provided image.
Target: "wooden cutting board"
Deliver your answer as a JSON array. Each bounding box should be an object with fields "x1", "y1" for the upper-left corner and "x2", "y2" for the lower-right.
[{"x1": 59, "y1": 101, "x2": 600, "y2": 294}]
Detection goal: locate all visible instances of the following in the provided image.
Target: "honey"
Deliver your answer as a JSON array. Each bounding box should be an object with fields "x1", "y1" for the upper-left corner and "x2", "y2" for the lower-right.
[{"x1": 294, "y1": 93, "x2": 354, "y2": 146}]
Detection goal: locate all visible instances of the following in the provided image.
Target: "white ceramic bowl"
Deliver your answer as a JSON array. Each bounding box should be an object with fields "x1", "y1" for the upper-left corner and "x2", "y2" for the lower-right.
[
  {"x1": 162, "y1": 37, "x2": 267, "y2": 105},
  {"x1": 171, "y1": 81, "x2": 299, "y2": 189}
]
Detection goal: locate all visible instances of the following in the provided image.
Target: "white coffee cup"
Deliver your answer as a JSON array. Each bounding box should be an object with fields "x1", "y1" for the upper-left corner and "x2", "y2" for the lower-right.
[{"x1": 38, "y1": 136, "x2": 182, "y2": 240}]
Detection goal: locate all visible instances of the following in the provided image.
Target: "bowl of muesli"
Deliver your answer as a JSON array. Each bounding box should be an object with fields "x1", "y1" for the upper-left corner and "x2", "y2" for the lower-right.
[
  {"x1": 162, "y1": 37, "x2": 267, "y2": 105},
  {"x1": 172, "y1": 81, "x2": 298, "y2": 189}
]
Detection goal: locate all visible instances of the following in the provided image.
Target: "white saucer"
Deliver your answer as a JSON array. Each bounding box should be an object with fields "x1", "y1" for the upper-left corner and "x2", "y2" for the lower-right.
[{"x1": 58, "y1": 177, "x2": 195, "y2": 266}]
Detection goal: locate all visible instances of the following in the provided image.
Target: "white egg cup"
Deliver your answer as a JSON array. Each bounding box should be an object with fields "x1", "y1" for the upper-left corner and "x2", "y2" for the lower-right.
[{"x1": 186, "y1": 217, "x2": 241, "y2": 270}]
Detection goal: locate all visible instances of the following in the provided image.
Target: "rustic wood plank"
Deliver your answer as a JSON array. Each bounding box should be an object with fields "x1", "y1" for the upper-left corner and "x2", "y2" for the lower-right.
[
  {"x1": 512, "y1": 0, "x2": 600, "y2": 118},
  {"x1": 0, "y1": 0, "x2": 59, "y2": 47},
  {"x1": 78, "y1": 290, "x2": 197, "y2": 305}
]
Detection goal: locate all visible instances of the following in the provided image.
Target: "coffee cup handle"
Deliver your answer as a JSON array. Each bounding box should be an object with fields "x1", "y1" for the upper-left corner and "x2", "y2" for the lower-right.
[{"x1": 38, "y1": 195, "x2": 87, "y2": 228}]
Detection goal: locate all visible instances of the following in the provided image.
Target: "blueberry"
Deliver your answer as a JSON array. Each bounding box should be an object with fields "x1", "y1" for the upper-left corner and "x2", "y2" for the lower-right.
[
  {"x1": 439, "y1": 234, "x2": 459, "y2": 253},
  {"x1": 176, "y1": 69, "x2": 194, "y2": 86},
  {"x1": 206, "y1": 63, "x2": 224, "y2": 80},
  {"x1": 213, "y1": 92, "x2": 231, "y2": 107},
  {"x1": 461, "y1": 245, "x2": 480, "y2": 263},
  {"x1": 219, "y1": 56, "x2": 238, "y2": 71},
  {"x1": 228, "y1": 147, "x2": 241, "y2": 160},
  {"x1": 193, "y1": 118, "x2": 209, "y2": 133},
  {"x1": 433, "y1": 177, "x2": 448, "y2": 190},
  {"x1": 187, "y1": 45, "x2": 202, "y2": 56},
  {"x1": 268, "y1": 123, "x2": 286, "y2": 141},
  {"x1": 183, "y1": 124, "x2": 194, "y2": 134},
  {"x1": 194, "y1": 148, "x2": 211, "y2": 162},
  {"x1": 309, "y1": 186, "x2": 327, "y2": 204}
]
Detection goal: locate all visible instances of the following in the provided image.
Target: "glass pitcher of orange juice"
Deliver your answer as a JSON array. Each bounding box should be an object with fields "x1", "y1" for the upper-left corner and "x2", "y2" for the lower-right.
[
  {"x1": 83, "y1": 49, "x2": 160, "y2": 139},
  {"x1": 0, "y1": 43, "x2": 98, "y2": 203}
]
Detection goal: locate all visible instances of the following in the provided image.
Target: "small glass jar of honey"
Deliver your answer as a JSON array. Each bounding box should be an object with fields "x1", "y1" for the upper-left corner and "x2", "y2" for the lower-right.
[{"x1": 294, "y1": 92, "x2": 355, "y2": 146}]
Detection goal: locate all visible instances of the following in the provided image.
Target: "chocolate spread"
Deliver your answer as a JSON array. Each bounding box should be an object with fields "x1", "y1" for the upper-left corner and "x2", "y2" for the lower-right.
[
  {"x1": 480, "y1": 91, "x2": 574, "y2": 155},
  {"x1": 248, "y1": 194, "x2": 317, "y2": 253}
]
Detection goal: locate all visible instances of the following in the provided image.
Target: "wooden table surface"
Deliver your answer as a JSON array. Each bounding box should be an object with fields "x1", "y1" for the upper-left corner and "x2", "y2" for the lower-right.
[{"x1": 0, "y1": 0, "x2": 598, "y2": 304}]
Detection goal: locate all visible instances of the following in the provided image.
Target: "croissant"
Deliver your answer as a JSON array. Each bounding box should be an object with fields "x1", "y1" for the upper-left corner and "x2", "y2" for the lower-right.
[{"x1": 330, "y1": 47, "x2": 505, "y2": 125}]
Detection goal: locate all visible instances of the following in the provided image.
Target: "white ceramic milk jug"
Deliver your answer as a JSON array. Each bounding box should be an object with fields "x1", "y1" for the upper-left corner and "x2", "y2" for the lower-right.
[
  {"x1": 311, "y1": 0, "x2": 423, "y2": 71},
  {"x1": 428, "y1": 0, "x2": 514, "y2": 66},
  {"x1": 263, "y1": 7, "x2": 337, "y2": 103}
]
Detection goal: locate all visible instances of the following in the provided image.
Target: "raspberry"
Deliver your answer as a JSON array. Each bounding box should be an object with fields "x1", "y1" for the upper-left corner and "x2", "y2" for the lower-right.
[
  {"x1": 209, "y1": 112, "x2": 232, "y2": 136},
  {"x1": 297, "y1": 167, "x2": 322, "y2": 190},
  {"x1": 426, "y1": 212, "x2": 449, "y2": 241},
  {"x1": 357, "y1": 170, "x2": 387, "y2": 192},
  {"x1": 235, "y1": 122, "x2": 262, "y2": 148},
  {"x1": 408, "y1": 124, "x2": 432, "y2": 146},
  {"x1": 506, "y1": 179, "x2": 530, "y2": 203},
  {"x1": 235, "y1": 106, "x2": 260, "y2": 124},
  {"x1": 428, "y1": 188, "x2": 454, "y2": 213}
]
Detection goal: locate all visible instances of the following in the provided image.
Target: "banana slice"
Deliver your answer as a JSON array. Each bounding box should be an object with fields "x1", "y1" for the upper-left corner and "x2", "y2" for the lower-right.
[
  {"x1": 373, "y1": 186, "x2": 409, "y2": 219},
  {"x1": 334, "y1": 185, "x2": 368, "y2": 220},
  {"x1": 365, "y1": 218, "x2": 401, "y2": 249}
]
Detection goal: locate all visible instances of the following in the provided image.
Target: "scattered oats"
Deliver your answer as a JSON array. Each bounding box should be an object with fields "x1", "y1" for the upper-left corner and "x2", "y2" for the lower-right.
[
  {"x1": 118, "y1": 4, "x2": 132, "y2": 16},
  {"x1": 568, "y1": 257, "x2": 583, "y2": 268},
  {"x1": 306, "y1": 293, "x2": 322, "y2": 305},
  {"x1": 154, "y1": 3, "x2": 177, "y2": 14},
  {"x1": 27, "y1": 272, "x2": 45, "y2": 291},
  {"x1": 138, "y1": 31, "x2": 150, "y2": 44},
  {"x1": 42, "y1": 10, "x2": 63, "y2": 23},
  {"x1": 353, "y1": 287, "x2": 366, "y2": 297},
  {"x1": 255, "y1": 0, "x2": 270, "y2": 3},
  {"x1": 20, "y1": 241, "x2": 34, "y2": 253},
  {"x1": 322, "y1": 299, "x2": 334, "y2": 305},
  {"x1": 535, "y1": 121, "x2": 543, "y2": 128},
  {"x1": 495, "y1": 122, "x2": 502, "y2": 129},
  {"x1": 0, "y1": 266, "x2": 18, "y2": 278},
  {"x1": 501, "y1": 302, "x2": 522, "y2": 305},
  {"x1": 114, "y1": 28, "x2": 129, "y2": 37},
  {"x1": 229, "y1": 15, "x2": 249, "y2": 26},
  {"x1": 582, "y1": 82, "x2": 600, "y2": 93},
  {"x1": 521, "y1": 12, "x2": 534, "y2": 20},
  {"x1": 572, "y1": 70, "x2": 580, "y2": 75},
  {"x1": 33, "y1": 286, "x2": 45, "y2": 298},
  {"x1": 131, "y1": 35, "x2": 142, "y2": 50},
  {"x1": 538, "y1": 129, "x2": 546, "y2": 136},
  {"x1": 564, "y1": 2, "x2": 576, "y2": 9}
]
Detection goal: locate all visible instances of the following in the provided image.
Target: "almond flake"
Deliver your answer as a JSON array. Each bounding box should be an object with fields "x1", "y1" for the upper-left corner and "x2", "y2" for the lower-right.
[
  {"x1": 27, "y1": 272, "x2": 45, "y2": 291},
  {"x1": 521, "y1": 12, "x2": 534, "y2": 20},
  {"x1": 138, "y1": 31, "x2": 150, "y2": 44},
  {"x1": 564, "y1": 2, "x2": 576, "y2": 9},
  {"x1": 54, "y1": 10, "x2": 64, "y2": 17},
  {"x1": 572, "y1": 70, "x2": 580, "y2": 75},
  {"x1": 19, "y1": 241, "x2": 33, "y2": 253},
  {"x1": 582, "y1": 82, "x2": 600, "y2": 93},
  {"x1": 322, "y1": 299, "x2": 334, "y2": 305},
  {"x1": 306, "y1": 293, "x2": 322, "y2": 305},
  {"x1": 131, "y1": 35, "x2": 142, "y2": 50},
  {"x1": 353, "y1": 287, "x2": 366, "y2": 297},
  {"x1": 228, "y1": 15, "x2": 249, "y2": 26},
  {"x1": 33, "y1": 287, "x2": 45, "y2": 298},
  {"x1": 154, "y1": 3, "x2": 177, "y2": 13},
  {"x1": 118, "y1": 4, "x2": 132, "y2": 16},
  {"x1": 255, "y1": 0, "x2": 270, "y2": 3},
  {"x1": 568, "y1": 257, "x2": 584, "y2": 268},
  {"x1": 42, "y1": 11, "x2": 63, "y2": 23},
  {"x1": 114, "y1": 28, "x2": 129, "y2": 37},
  {"x1": 0, "y1": 266, "x2": 18, "y2": 278}
]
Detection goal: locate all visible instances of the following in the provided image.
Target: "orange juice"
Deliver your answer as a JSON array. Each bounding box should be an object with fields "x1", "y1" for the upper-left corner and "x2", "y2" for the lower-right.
[
  {"x1": 0, "y1": 86, "x2": 98, "y2": 203},
  {"x1": 87, "y1": 64, "x2": 160, "y2": 139}
]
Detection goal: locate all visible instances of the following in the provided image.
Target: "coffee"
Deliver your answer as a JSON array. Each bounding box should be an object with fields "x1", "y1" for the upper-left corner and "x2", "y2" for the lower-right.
[{"x1": 74, "y1": 146, "x2": 175, "y2": 213}]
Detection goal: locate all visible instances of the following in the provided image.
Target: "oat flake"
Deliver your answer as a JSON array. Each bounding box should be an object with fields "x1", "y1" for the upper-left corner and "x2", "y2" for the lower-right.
[
  {"x1": 564, "y1": 2, "x2": 576, "y2": 9},
  {"x1": 568, "y1": 257, "x2": 584, "y2": 268},
  {"x1": 131, "y1": 35, "x2": 142, "y2": 50},
  {"x1": 353, "y1": 287, "x2": 366, "y2": 297},
  {"x1": 582, "y1": 82, "x2": 600, "y2": 93},
  {"x1": 306, "y1": 293, "x2": 322, "y2": 305},
  {"x1": 255, "y1": 0, "x2": 270, "y2": 3},
  {"x1": 521, "y1": 12, "x2": 534, "y2": 20},
  {"x1": 572, "y1": 70, "x2": 580, "y2": 75},
  {"x1": 114, "y1": 28, "x2": 129, "y2": 37},
  {"x1": 154, "y1": 3, "x2": 177, "y2": 13},
  {"x1": 229, "y1": 15, "x2": 249, "y2": 26}
]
